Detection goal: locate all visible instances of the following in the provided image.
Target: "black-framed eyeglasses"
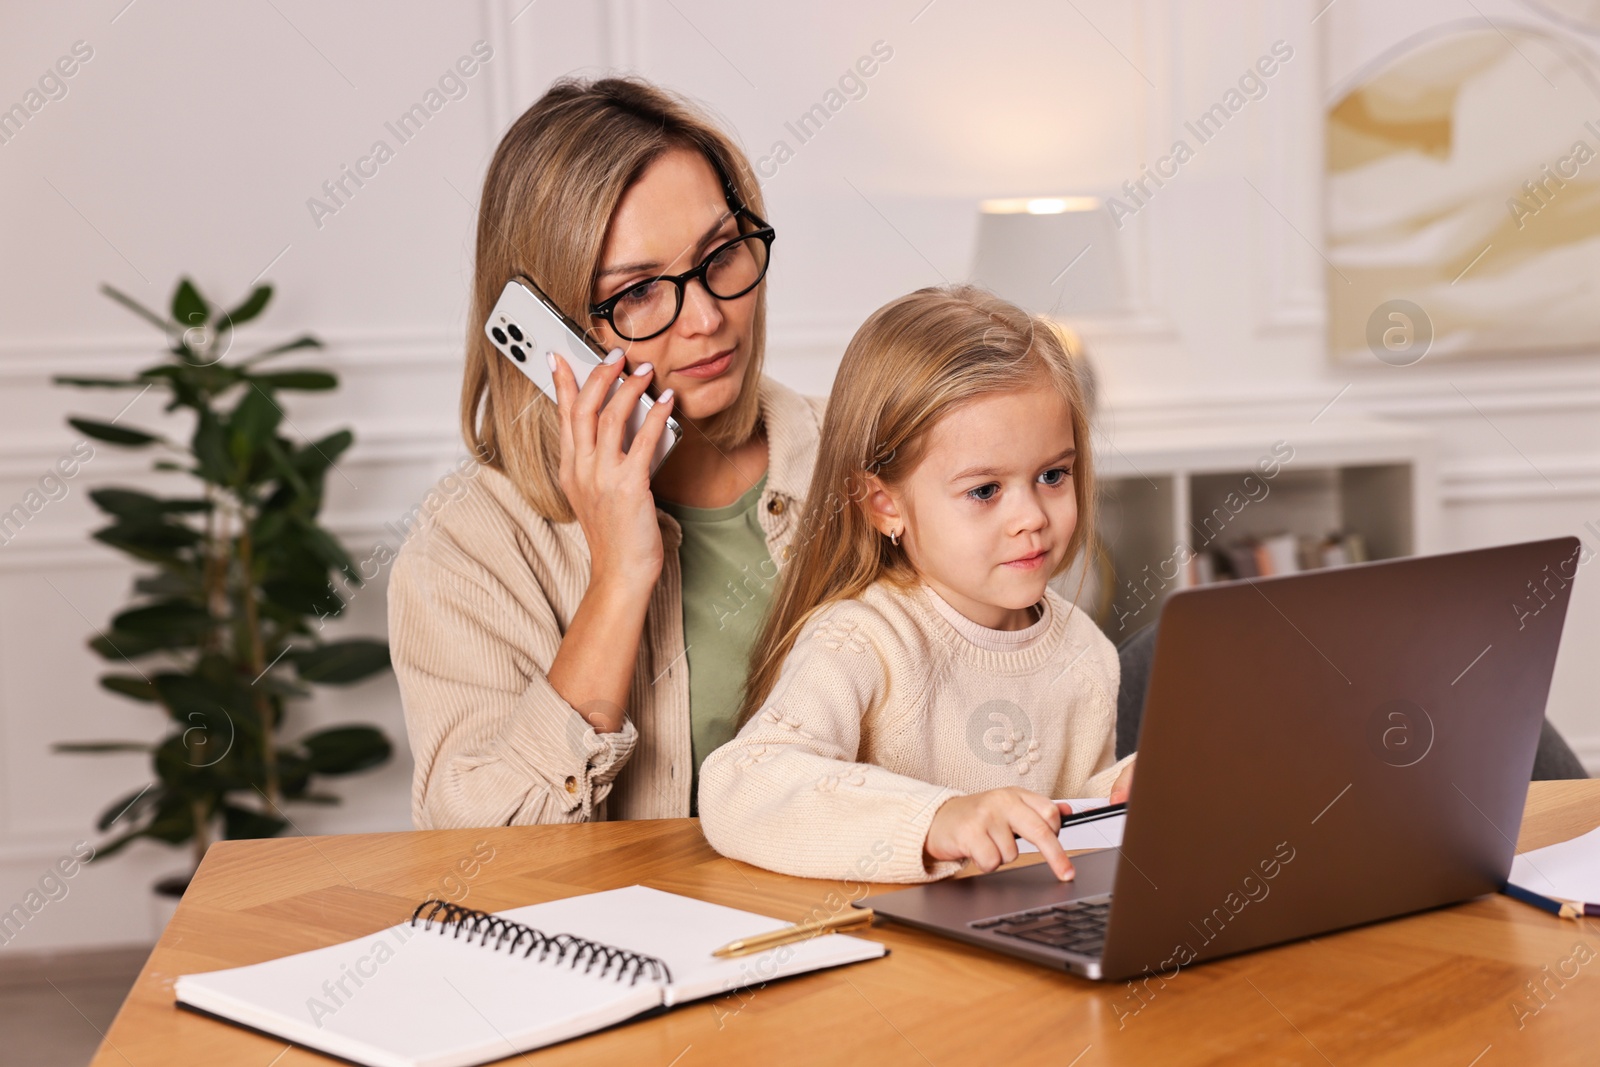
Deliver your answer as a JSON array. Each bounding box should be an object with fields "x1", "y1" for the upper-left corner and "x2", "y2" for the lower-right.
[{"x1": 589, "y1": 163, "x2": 776, "y2": 343}]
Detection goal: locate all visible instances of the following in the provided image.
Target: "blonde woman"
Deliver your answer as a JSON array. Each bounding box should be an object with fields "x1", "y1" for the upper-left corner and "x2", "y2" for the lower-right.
[
  {"x1": 698, "y1": 285, "x2": 1136, "y2": 884},
  {"x1": 389, "y1": 77, "x2": 824, "y2": 828}
]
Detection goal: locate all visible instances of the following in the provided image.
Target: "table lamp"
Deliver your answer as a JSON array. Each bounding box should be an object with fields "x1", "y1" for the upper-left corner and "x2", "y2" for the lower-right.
[
  {"x1": 972, "y1": 196, "x2": 1122, "y2": 621},
  {"x1": 970, "y1": 196, "x2": 1123, "y2": 318}
]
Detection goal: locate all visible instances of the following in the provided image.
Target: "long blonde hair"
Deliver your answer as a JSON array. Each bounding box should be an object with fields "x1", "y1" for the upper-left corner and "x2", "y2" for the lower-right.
[
  {"x1": 462, "y1": 76, "x2": 769, "y2": 521},
  {"x1": 738, "y1": 284, "x2": 1097, "y2": 726}
]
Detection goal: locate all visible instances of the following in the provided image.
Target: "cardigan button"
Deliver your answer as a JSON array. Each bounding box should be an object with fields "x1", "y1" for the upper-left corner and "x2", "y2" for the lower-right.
[
  {"x1": 781, "y1": 546, "x2": 791, "y2": 561},
  {"x1": 767, "y1": 497, "x2": 785, "y2": 515},
  {"x1": 564, "y1": 776, "x2": 577, "y2": 794}
]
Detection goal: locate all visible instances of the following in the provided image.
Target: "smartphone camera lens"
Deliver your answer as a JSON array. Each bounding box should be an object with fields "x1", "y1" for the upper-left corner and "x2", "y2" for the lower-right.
[
  {"x1": 509, "y1": 344, "x2": 526, "y2": 362},
  {"x1": 507, "y1": 323, "x2": 524, "y2": 342},
  {"x1": 491, "y1": 327, "x2": 507, "y2": 345}
]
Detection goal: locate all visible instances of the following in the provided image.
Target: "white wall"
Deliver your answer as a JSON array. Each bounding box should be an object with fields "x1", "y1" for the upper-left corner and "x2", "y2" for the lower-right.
[{"x1": 1, "y1": 0, "x2": 1595, "y2": 951}]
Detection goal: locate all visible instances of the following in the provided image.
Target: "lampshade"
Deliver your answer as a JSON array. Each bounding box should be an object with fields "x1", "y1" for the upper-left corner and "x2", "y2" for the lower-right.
[{"x1": 970, "y1": 197, "x2": 1123, "y2": 317}]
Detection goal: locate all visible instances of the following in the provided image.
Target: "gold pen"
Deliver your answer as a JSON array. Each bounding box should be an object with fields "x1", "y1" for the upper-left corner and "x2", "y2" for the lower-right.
[{"x1": 711, "y1": 908, "x2": 875, "y2": 958}]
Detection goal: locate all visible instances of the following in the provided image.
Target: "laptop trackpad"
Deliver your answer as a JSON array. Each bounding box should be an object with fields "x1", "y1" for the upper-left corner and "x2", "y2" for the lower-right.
[{"x1": 882, "y1": 848, "x2": 1121, "y2": 925}]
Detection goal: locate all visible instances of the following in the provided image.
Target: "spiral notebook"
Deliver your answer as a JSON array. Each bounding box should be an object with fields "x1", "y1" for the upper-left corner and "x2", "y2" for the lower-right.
[{"x1": 174, "y1": 885, "x2": 886, "y2": 1067}]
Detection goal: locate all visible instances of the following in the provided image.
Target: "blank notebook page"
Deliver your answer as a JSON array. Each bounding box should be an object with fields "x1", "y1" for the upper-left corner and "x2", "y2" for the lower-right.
[
  {"x1": 175, "y1": 885, "x2": 885, "y2": 1067},
  {"x1": 505, "y1": 885, "x2": 886, "y2": 1004},
  {"x1": 175, "y1": 917, "x2": 660, "y2": 1067}
]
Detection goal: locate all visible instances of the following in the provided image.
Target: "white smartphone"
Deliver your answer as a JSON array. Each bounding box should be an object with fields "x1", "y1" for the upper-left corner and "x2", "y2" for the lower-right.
[{"x1": 484, "y1": 276, "x2": 682, "y2": 475}]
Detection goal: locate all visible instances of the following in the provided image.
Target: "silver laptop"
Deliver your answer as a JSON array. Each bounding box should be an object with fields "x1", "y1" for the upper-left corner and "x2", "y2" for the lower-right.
[{"x1": 864, "y1": 537, "x2": 1580, "y2": 980}]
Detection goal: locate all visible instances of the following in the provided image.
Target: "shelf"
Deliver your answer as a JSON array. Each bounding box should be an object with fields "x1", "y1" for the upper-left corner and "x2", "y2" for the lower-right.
[{"x1": 1051, "y1": 418, "x2": 1438, "y2": 637}]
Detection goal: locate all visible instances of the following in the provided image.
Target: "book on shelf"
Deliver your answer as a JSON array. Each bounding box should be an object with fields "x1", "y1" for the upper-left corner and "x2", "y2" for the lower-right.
[{"x1": 1192, "y1": 530, "x2": 1371, "y2": 587}]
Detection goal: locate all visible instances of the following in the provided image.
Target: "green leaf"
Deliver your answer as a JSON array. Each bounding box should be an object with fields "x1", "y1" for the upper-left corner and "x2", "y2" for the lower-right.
[
  {"x1": 229, "y1": 386, "x2": 283, "y2": 470},
  {"x1": 256, "y1": 671, "x2": 311, "y2": 702},
  {"x1": 172, "y1": 277, "x2": 209, "y2": 329},
  {"x1": 262, "y1": 579, "x2": 344, "y2": 619},
  {"x1": 54, "y1": 376, "x2": 146, "y2": 389},
  {"x1": 250, "y1": 370, "x2": 337, "y2": 391},
  {"x1": 242, "y1": 335, "x2": 322, "y2": 365},
  {"x1": 90, "y1": 488, "x2": 212, "y2": 522},
  {"x1": 220, "y1": 803, "x2": 287, "y2": 840},
  {"x1": 262, "y1": 437, "x2": 310, "y2": 500},
  {"x1": 135, "y1": 365, "x2": 200, "y2": 412},
  {"x1": 191, "y1": 408, "x2": 232, "y2": 485},
  {"x1": 290, "y1": 640, "x2": 391, "y2": 685},
  {"x1": 90, "y1": 628, "x2": 188, "y2": 661},
  {"x1": 297, "y1": 725, "x2": 392, "y2": 775},
  {"x1": 89, "y1": 488, "x2": 163, "y2": 519},
  {"x1": 134, "y1": 571, "x2": 199, "y2": 599},
  {"x1": 96, "y1": 784, "x2": 160, "y2": 832},
  {"x1": 296, "y1": 522, "x2": 355, "y2": 577},
  {"x1": 153, "y1": 672, "x2": 242, "y2": 720},
  {"x1": 292, "y1": 430, "x2": 354, "y2": 477},
  {"x1": 68, "y1": 417, "x2": 160, "y2": 447},
  {"x1": 100, "y1": 674, "x2": 158, "y2": 702},
  {"x1": 94, "y1": 521, "x2": 202, "y2": 564},
  {"x1": 53, "y1": 741, "x2": 152, "y2": 754},
  {"x1": 111, "y1": 601, "x2": 213, "y2": 641},
  {"x1": 137, "y1": 786, "x2": 200, "y2": 842},
  {"x1": 101, "y1": 283, "x2": 172, "y2": 332},
  {"x1": 221, "y1": 285, "x2": 272, "y2": 329}
]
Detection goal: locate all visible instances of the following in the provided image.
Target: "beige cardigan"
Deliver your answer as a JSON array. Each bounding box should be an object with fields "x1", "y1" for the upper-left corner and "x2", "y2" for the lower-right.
[
  {"x1": 698, "y1": 580, "x2": 1130, "y2": 883},
  {"x1": 389, "y1": 376, "x2": 826, "y2": 828}
]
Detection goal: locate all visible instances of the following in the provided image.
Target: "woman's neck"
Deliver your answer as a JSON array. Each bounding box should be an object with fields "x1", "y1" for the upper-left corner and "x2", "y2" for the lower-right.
[{"x1": 651, "y1": 422, "x2": 769, "y2": 509}]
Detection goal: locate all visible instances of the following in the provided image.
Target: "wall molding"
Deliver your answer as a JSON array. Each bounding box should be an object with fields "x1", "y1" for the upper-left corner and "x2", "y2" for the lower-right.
[
  {"x1": 603, "y1": 0, "x2": 642, "y2": 71},
  {"x1": 0, "y1": 427, "x2": 461, "y2": 477},
  {"x1": 0, "y1": 329, "x2": 462, "y2": 382},
  {"x1": 1097, "y1": 362, "x2": 1600, "y2": 423},
  {"x1": 1440, "y1": 457, "x2": 1600, "y2": 504},
  {"x1": 1253, "y1": 0, "x2": 1326, "y2": 337}
]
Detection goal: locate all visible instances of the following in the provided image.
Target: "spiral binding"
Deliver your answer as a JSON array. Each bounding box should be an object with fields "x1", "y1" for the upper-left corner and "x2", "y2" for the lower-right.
[{"x1": 409, "y1": 899, "x2": 673, "y2": 985}]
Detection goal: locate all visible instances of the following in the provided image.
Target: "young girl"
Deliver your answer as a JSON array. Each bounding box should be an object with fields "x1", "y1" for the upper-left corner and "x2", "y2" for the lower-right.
[{"x1": 698, "y1": 284, "x2": 1135, "y2": 884}]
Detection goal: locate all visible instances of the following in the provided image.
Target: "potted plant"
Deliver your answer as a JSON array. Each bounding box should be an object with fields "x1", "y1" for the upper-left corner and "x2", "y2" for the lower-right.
[{"x1": 53, "y1": 277, "x2": 394, "y2": 898}]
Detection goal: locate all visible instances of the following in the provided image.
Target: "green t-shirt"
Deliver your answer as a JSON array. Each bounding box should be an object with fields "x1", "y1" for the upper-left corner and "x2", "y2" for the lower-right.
[{"x1": 658, "y1": 472, "x2": 777, "y2": 815}]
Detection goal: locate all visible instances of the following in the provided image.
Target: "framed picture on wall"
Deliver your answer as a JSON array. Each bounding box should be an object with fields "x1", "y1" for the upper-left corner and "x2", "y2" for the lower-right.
[{"x1": 1325, "y1": 0, "x2": 1600, "y2": 365}]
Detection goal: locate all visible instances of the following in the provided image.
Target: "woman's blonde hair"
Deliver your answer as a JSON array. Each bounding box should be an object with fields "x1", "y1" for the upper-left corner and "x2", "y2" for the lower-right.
[
  {"x1": 462, "y1": 76, "x2": 769, "y2": 521},
  {"x1": 737, "y1": 284, "x2": 1097, "y2": 726}
]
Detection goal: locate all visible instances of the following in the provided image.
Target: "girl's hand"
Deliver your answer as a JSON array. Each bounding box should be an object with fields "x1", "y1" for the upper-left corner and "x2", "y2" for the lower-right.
[
  {"x1": 1109, "y1": 758, "x2": 1136, "y2": 805},
  {"x1": 925, "y1": 787, "x2": 1076, "y2": 881},
  {"x1": 549, "y1": 348, "x2": 678, "y2": 592}
]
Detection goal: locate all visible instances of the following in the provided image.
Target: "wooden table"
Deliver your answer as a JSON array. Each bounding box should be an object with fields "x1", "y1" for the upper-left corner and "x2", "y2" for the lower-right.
[{"x1": 93, "y1": 780, "x2": 1600, "y2": 1066}]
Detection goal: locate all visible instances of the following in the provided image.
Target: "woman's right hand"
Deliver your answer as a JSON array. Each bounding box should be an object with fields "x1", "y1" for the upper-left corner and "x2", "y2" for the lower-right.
[
  {"x1": 548, "y1": 348, "x2": 678, "y2": 592},
  {"x1": 925, "y1": 787, "x2": 1076, "y2": 881}
]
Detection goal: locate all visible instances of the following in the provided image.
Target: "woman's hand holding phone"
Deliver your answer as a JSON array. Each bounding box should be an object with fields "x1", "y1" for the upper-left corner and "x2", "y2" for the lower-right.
[
  {"x1": 543, "y1": 348, "x2": 678, "y2": 736},
  {"x1": 548, "y1": 348, "x2": 677, "y2": 593}
]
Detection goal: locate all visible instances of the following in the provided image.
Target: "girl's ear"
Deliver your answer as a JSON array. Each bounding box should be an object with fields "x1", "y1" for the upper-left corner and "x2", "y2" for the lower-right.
[{"x1": 861, "y1": 475, "x2": 902, "y2": 536}]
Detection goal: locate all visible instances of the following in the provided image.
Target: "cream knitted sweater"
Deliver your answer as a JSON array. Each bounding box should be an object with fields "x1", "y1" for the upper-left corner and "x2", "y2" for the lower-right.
[
  {"x1": 697, "y1": 579, "x2": 1132, "y2": 883},
  {"x1": 389, "y1": 376, "x2": 826, "y2": 828}
]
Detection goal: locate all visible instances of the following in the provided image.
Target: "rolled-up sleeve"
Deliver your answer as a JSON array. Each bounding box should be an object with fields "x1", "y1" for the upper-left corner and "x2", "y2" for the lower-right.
[{"x1": 390, "y1": 534, "x2": 637, "y2": 829}]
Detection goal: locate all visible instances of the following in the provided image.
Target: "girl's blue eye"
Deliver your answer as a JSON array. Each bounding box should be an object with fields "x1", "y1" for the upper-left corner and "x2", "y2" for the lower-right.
[
  {"x1": 967, "y1": 483, "x2": 999, "y2": 503},
  {"x1": 1040, "y1": 467, "x2": 1072, "y2": 487}
]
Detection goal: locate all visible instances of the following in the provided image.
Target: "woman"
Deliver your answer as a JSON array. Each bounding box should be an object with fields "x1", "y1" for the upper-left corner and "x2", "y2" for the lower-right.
[{"x1": 389, "y1": 76, "x2": 825, "y2": 828}]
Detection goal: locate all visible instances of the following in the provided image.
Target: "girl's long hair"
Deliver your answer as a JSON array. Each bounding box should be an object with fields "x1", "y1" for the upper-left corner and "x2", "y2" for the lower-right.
[
  {"x1": 461, "y1": 76, "x2": 769, "y2": 521},
  {"x1": 737, "y1": 284, "x2": 1097, "y2": 726}
]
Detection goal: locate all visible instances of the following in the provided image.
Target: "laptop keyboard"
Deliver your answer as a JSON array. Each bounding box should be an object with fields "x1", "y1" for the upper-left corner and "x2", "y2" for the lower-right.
[{"x1": 969, "y1": 897, "x2": 1111, "y2": 957}]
